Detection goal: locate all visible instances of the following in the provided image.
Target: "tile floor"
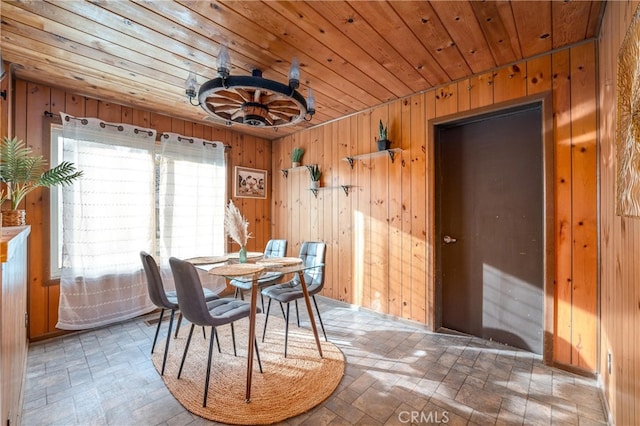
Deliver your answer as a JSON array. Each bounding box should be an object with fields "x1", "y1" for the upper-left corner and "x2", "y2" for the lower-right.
[{"x1": 21, "y1": 297, "x2": 608, "y2": 425}]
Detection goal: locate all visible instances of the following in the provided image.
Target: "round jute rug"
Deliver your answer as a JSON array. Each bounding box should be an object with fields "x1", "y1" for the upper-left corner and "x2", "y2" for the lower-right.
[{"x1": 152, "y1": 313, "x2": 345, "y2": 425}]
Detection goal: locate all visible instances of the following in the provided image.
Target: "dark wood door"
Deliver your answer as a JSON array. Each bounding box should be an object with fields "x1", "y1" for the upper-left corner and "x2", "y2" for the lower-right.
[{"x1": 436, "y1": 105, "x2": 544, "y2": 354}]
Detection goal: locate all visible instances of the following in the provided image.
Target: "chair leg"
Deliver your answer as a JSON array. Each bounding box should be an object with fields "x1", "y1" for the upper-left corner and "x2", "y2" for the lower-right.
[
  {"x1": 202, "y1": 327, "x2": 207, "y2": 339},
  {"x1": 262, "y1": 298, "x2": 272, "y2": 342},
  {"x1": 279, "y1": 302, "x2": 286, "y2": 320},
  {"x1": 312, "y1": 295, "x2": 328, "y2": 341},
  {"x1": 174, "y1": 312, "x2": 183, "y2": 339},
  {"x1": 215, "y1": 327, "x2": 221, "y2": 353},
  {"x1": 254, "y1": 337, "x2": 263, "y2": 373},
  {"x1": 151, "y1": 309, "x2": 165, "y2": 354},
  {"x1": 230, "y1": 323, "x2": 237, "y2": 356},
  {"x1": 284, "y1": 302, "x2": 290, "y2": 358},
  {"x1": 294, "y1": 300, "x2": 300, "y2": 327},
  {"x1": 203, "y1": 327, "x2": 216, "y2": 407},
  {"x1": 161, "y1": 309, "x2": 175, "y2": 375},
  {"x1": 178, "y1": 324, "x2": 195, "y2": 379},
  {"x1": 234, "y1": 287, "x2": 245, "y2": 300},
  {"x1": 260, "y1": 292, "x2": 265, "y2": 313}
]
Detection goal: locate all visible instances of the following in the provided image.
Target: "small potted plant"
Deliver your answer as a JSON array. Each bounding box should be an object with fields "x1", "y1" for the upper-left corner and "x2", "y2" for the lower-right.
[
  {"x1": 377, "y1": 119, "x2": 391, "y2": 151},
  {"x1": 291, "y1": 147, "x2": 304, "y2": 168},
  {"x1": 308, "y1": 164, "x2": 321, "y2": 189},
  {"x1": 0, "y1": 136, "x2": 83, "y2": 226}
]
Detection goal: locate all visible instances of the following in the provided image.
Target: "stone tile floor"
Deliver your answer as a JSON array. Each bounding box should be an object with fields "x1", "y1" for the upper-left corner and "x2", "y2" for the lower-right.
[{"x1": 22, "y1": 297, "x2": 608, "y2": 425}]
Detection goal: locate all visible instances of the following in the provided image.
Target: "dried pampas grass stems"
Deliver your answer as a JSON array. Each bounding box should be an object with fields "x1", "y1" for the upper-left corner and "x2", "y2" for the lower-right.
[{"x1": 224, "y1": 200, "x2": 251, "y2": 247}]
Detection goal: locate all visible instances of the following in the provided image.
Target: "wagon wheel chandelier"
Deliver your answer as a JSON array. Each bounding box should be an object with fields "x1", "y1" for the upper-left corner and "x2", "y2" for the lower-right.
[{"x1": 185, "y1": 45, "x2": 315, "y2": 128}]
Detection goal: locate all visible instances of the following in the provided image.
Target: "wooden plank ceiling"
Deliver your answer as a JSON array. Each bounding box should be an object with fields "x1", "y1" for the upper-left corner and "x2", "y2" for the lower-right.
[{"x1": 1, "y1": 0, "x2": 603, "y2": 140}]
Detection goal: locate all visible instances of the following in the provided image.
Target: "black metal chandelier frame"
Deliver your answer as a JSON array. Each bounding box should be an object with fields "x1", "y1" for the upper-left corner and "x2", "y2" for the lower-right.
[{"x1": 186, "y1": 48, "x2": 315, "y2": 129}]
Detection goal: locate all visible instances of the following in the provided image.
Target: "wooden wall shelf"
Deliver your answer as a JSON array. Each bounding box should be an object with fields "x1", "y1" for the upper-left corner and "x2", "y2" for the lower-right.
[
  {"x1": 343, "y1": 148, "x2": 402, "y2": 169},
  {"x1": 281, "y1": 164, "x2": 317, "y2": 178},
  {"x1": 310, "y1": 185, "x2": 352, "y2": 198}
]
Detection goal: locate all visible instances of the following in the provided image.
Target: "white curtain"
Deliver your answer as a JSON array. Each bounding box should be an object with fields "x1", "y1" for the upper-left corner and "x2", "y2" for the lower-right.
[
  {"x1": 156, "y1": 133, "x2": 227, "y2": 290},
  {"x1": 57, "y1": 113, "x2": 157, "y2": 330}
]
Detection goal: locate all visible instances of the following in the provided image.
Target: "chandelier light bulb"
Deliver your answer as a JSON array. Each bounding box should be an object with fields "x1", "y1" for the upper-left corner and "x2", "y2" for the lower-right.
[
  {"x1": 306, "y1": 87, "x2": 315, "y2": 116},
  {"x1": 185, "y1": 71, "x2": 198, "y2": 98},
  {"x1": 217, "y1": 44, "x2": 230, "y2": 78},
  {"x1": 289, "y1": 57, "x2": 300, "y2": 89}
]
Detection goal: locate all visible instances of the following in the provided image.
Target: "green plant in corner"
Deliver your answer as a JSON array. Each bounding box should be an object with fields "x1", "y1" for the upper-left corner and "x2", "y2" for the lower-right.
[
  {"x1": 0, "y1": 136, "x2": 83, "y2": 211},
  {"x1": 291, "y1": 147, "x2": 305, "y2": 164}
]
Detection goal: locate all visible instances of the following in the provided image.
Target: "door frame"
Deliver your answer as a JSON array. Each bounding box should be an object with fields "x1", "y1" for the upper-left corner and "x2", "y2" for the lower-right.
[{"x1": 429, "y1": 92, "x2": 555, "y2": 364}]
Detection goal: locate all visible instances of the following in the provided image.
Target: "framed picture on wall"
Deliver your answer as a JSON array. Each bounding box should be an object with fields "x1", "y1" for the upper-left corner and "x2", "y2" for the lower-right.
[{"x1": 234, "y1": 166, "x2": 267, "y2": 199}]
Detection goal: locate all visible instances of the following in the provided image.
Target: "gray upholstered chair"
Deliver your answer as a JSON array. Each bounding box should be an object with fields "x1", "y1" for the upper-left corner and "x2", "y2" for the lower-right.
[
  {"x1": 232, "y1": 239, "x2": 287, "y2": 310},
  {"x1": 140, "y1": 251, "x2": 219, "y2": 375},
  {"x1": 169, "y1": 257, "x2": 262, "y2": 407},
  {"x1": 261, "y1": 241, "x2": 327, "y2": 357}
]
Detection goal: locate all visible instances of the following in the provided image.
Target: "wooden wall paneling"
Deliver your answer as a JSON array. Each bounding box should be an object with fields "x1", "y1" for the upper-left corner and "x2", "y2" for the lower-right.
[
  {"x1": 85, "y1": 98, "x2": 98, "y2": 117},
  {"x1": 526, "y1": 55, "x2": 553, "y2": 95},
  {"x1": 307, "y1": 127, "x2": 321, "y2": 241},
  {"x1": 132, "y1": 109, "x2": 151, "y2": 134},
  {"x1": 326, "y1": 121, "x2": 339, "y2": 300},
  {"x1": 321, "y1": 125, "x2": 334, "y2": 250},
  {"x1": 354, "y1": 111, "x2": 371, "y2": 308},
  {"x1": 569, "y1": 42, "x2": 597, "y2": 372},
  {"x1": 387, "y1": 100, "x2": 403, "y2": 317},
  {"x1": 270, "y1": 137, "x2": 280, "y2": 243},
  {"x1": 337, "y1": 117, "x2": 354, "y2": 303},
  {"x1": 410, "y1": 93, "x2": 428, "y2": 324},
  {"x1": 170, "y1": 117, "x2": 185, "y2": 136},
  {"x1": 424, "y1": 91, "x2": 436, "y2": 329},
  {"x1": 121, "y1": 106, "x2": 133, "y2": 125},
  {"x1": 552, "y1": 48, "x2": 573, "y2": 365},
  {"x1": 64, "y1": 93, "x2": 86, "y2": 116},
  {"x1": 493, "y1": 63, "x2": 527, "y2": 103},
  {"x1": 457, "y1": 79, "x2": 471, "y2": 113},
  {"x1": 20, "y1": 81, "x2": 49, "y2": 338},
  {"x1": 270, "y1": 139, "x2": 283, "y2": 245},
  {"x1": 400, "y1": 97, "x2": 413, "y2": 320},
  {"x1": 281, "y1": 135, "x2": 292, "y2": 249},
  {"x1": 297, "y1": 131, "x2": 311, "y2": 249},
  {"x1": 434, "y1": 83, "x2": 458, "y2": 118},
  {"x1": 191, "y1": 122, "x2": 205, "y2": 139},
  {"x1": 46, "y1": 88, "x2": 66, "y2": 333},
  {"x1": 288, "y1": 133, "x2": 301, "y2": 255},
  {"x1": 596, "y1": 1, "x2": 616, "y2": 410},
  {"x1": 0, "y1": 60, "x2": 10, "y2": 138},
  {"x1": 287, "y1": 134, "x2": 301, "y2": 253},
  {"x1": 97, "y1": 101, "x2": 121, "y2": 123},
  {"x1": 469, "y1": 71, "x2": 494, "y2": 109},
  {"x1": 369, "y1": 105, "x2": 390, "y2": 313},
  {"x1": 149, "y1": 112, "x2": 171, "y2": 136},
  {"x1": 258, "y1": 137, "x2": 272, "y2": 251}
]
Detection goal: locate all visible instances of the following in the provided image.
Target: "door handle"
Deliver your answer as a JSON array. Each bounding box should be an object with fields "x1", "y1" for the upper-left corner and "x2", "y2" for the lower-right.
[{"x1": 443, "y1": 235, "x2": 457, "y2": 244}]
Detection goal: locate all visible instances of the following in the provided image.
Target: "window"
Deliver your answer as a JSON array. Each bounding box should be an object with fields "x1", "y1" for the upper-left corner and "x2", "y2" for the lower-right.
[{"x1": 50, "y1": 125, "x2": 227, "y2": 280}]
